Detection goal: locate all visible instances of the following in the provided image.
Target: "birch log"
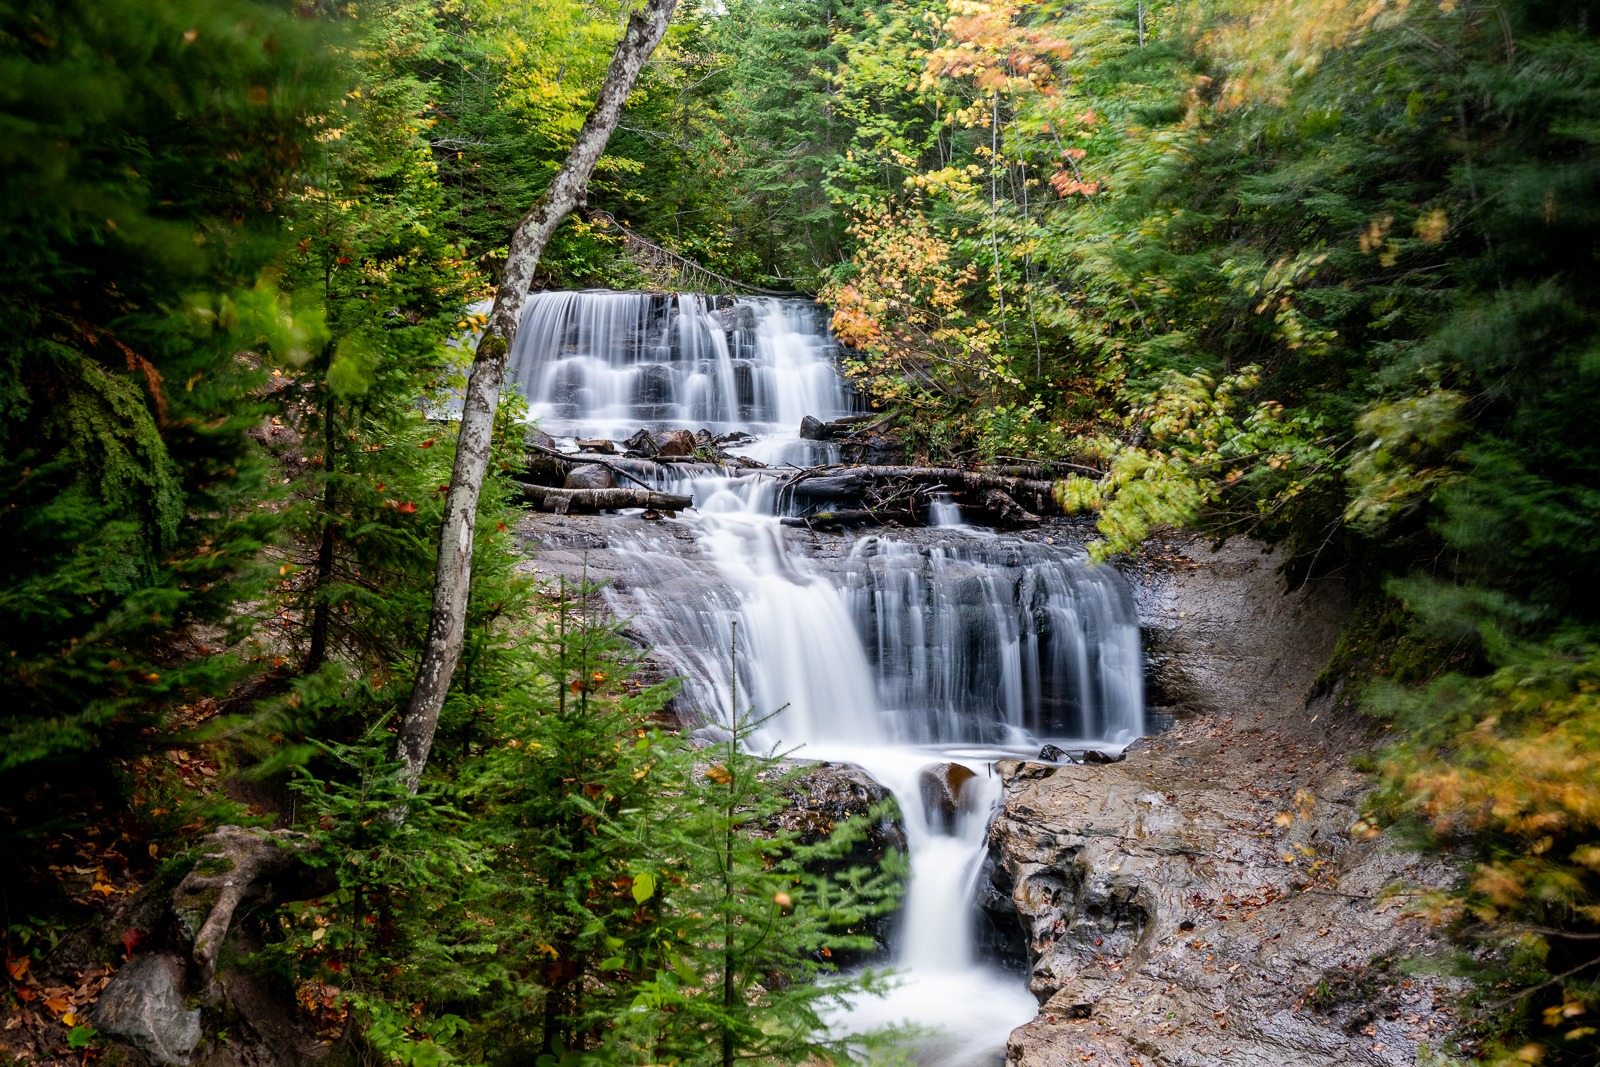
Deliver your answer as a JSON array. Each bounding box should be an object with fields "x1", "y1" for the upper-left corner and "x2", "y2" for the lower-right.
[
  {"x1": 395, "y1": 0, "x2": 679, "y2": 797},
  {"x1": 514, "y1": 483, "x2": 693, "y2": 513}
]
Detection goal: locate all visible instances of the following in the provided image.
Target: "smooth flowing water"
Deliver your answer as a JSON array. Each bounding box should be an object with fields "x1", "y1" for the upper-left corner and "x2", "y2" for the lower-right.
[{"x1": 513, "y1": 292, "x2": 1145, "y2": 1065}]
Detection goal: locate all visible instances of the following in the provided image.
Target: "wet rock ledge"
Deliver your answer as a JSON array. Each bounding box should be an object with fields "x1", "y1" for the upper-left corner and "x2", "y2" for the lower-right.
[{"x1": 990, "y1": 535, "x2": 1468, "y2": 1067}]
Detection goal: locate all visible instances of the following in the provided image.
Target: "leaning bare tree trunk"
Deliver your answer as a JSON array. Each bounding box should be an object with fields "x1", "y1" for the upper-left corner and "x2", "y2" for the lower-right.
[{"x1": 394, "y1": 0, "x2": 679, "y2": 797}]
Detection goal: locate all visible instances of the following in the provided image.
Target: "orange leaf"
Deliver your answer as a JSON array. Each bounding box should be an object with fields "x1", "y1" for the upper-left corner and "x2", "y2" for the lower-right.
[{"x1": 397, "y1": 502, "x2": 417, "y2": 514}]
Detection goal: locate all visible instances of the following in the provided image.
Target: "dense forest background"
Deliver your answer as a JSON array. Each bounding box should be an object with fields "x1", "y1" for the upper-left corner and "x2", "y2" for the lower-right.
[{"x1": 2, "y1": 0, "x2": 1598, "y2": 1064}]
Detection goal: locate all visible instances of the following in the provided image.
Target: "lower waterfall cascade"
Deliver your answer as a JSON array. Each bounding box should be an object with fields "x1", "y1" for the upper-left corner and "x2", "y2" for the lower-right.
[{"x1": 513, "y1": 291, "x2": 1146, "y2": 1065}]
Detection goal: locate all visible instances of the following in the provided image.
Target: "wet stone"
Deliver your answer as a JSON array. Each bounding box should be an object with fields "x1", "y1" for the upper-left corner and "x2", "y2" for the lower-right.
[
  {"x1": 919, "y1": 761, "x2": 978, "y2": 834},
  {"x1": 563, "y1": 464, "x2": 617, "y2": 490}
]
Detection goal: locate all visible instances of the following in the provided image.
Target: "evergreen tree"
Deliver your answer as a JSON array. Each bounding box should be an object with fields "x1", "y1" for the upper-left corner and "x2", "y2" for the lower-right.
[{"x1": 0, "y1": 0, "x2": 340, "y2": 881}]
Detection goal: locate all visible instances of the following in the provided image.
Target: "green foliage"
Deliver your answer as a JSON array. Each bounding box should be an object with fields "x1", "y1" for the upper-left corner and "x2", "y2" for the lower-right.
[
  {"x1": 0, "y1": 0, "x2": 339, "y2": 884},
  {"x1": 816, "y1": 3, "x2": 1600, "y2": 1055},
  {"x1": 264, "y1": 589, "x2": 903, "y2": 1066}
]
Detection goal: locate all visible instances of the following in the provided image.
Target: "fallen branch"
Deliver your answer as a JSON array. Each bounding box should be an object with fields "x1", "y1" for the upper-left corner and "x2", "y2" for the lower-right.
[
  {"x1": 984, "y1": 458, "x2": 1107, "y2": 479},
  {"x1": 515, "y1": 482, "x2": 692, "y2": 513},
  {"x1": 786, "y1": 465, "x2": 1059, "y2": 502},
  {"x1": 592, "y1": 211, "x2": 808, "y2": 296},
  {"x1": 780, "y1": 509, "x2": 914, "y2": 530}
]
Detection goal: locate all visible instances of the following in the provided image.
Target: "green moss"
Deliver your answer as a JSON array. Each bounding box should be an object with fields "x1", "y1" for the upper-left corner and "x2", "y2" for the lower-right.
[
  {"x1": 193, "y1": 857, "x2": 236, "y2": 878},
  {"x1": 1312, "y1": 594, "x2": 1480, "y2": 717}
]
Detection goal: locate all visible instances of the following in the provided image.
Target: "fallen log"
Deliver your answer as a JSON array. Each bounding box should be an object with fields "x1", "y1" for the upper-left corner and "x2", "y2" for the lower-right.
[
  {"x1": 525, "y1": 441, "x2": 657, "y2": 491},
  {"x1": 515, "y1": 482, "x2": 692, "y2": 513},
  {"x1": 783, "y1": 465, "x2": 1060, "y2": 504},
  {"x1": 780, "y1": 508, "x2": 914, "y2": 530}
]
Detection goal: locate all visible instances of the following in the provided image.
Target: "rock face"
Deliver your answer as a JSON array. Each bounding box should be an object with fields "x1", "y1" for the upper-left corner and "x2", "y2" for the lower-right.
[
  {"x1": 89, "y1": 954, "x2": 202, "y2": 1065},
  {"x1": 1136, "y1": 535, "x2": 1350, "y2": 721},
  {"x1": 563, "y1": 463, "x2": 617, "y2": 490},
  {"x1": 799, "y1": 415, "x2": 829, "y2": 440},
  {"x1": 990, "y1": 536, "x2": 1469, "y2": 1067}
]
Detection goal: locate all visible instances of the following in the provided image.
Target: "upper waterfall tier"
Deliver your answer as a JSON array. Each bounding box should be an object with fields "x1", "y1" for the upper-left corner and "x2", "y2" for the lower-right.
[{"x1": 506, "y1": 291, "x2": 860, "y2": 437}]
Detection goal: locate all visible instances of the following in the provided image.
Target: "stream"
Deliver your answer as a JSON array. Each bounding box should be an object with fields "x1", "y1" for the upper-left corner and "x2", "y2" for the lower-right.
[{"x1": 509, "y1": 290, "x2": 1147, "y2": 1066}]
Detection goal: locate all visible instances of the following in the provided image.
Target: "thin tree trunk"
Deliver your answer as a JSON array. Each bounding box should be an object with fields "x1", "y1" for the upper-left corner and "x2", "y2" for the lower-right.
[
  {"x1": 394, "y1": 0, "x2": 679, "y2": 797},
  {"x1": 306, "y1": 401, "x2": 337, "y2": 671}
]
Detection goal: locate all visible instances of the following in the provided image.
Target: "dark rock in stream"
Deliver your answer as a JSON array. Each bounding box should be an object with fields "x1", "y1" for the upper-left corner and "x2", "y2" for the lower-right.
[
  {"x1": 799, "y1": 414, "x2": 829, "y2": 440},
  {"x1": 563, "y1": 463, "x2": 618, "y2": 490},
  {"x1": 919, "y1": 761, "x2": 977, "y2": 834},
  {"x1": 652, "y1": 428, "x2": 695, "y2": 456}
]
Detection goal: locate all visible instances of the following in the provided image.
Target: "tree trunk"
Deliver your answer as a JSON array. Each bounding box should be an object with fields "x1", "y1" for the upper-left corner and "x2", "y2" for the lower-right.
[{"x1": 394, "y1": 0, "x2": 679, "y2": 797}]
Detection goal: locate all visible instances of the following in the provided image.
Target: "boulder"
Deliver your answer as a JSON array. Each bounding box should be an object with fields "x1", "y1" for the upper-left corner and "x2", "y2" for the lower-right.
[
  {"x1": 652, "y1": 429, "x2": 696, "y2": 456},
  {"x1": 919, "y1": 761, "x2": 978, "y2": 834},
  {"x1": 575, "y1": 438, "x2": 616, "y2": 454},
  {"x1": 90, "y1": 954, "x2": 202, "y2": 1066},
  {"x1": 564, "y1": 464, "x2": 617, "y2": 490},
  {"x1": 799, "y1": 415, "x2": 830, "y2": 441},
  {"x1": 526, "y1": 428, "x2": 558, "y2": 452}
]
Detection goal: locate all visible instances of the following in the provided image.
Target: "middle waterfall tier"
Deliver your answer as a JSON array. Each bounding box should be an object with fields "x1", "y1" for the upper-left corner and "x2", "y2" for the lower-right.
[
  {"x1": 603, "y1": 522, "x2": 1143, "y2": 749},
  {"x1": 506, "y1": 290, "x2": 859, "y2": 437}
]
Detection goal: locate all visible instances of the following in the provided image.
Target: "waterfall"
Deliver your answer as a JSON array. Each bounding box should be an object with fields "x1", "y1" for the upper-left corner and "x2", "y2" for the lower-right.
[
  {"x1": 516, "y1": 290, "x2": 1145, "y2": 1065},
  {"x1": 505, "y1": 290, "x2": 858, "y2": 437}
]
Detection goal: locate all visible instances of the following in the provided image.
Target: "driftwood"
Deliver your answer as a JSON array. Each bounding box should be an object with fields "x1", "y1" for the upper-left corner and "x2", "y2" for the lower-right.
[
  {"x1": 778, "y1": 465, "x2": 1059, "y2": 505},
  {"x1": 822, "y1": 465, "x2": 1058, "y2": 496},
  {"x1": 515, "y1": 482, "x2": 692, "y2": 513}
]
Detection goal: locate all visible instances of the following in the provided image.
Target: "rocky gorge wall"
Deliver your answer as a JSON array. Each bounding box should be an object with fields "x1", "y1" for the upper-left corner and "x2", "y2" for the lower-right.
[{"x1": 987, "y1": 533, "x2": 1468, "y2": 1067}]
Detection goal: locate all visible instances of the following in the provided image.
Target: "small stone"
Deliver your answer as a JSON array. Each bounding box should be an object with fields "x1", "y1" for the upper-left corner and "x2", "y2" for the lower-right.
[{"x1": 919, "y1": 762, "x2": 978, "y2": 834}]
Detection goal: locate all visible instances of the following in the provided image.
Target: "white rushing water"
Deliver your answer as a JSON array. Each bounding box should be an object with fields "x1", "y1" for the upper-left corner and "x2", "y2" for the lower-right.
[
  {"x1": 506, "y1": 290, "x2": 858, "y2": 437},
  {"x1": 512, "y1": 291, "x2": 1145, "y2": 1065}
]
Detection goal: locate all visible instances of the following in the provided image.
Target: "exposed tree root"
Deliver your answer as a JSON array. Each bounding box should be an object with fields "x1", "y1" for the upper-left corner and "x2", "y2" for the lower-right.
[{"x1": 171, "y1": 826, "x2": 334, "y2": 1002}]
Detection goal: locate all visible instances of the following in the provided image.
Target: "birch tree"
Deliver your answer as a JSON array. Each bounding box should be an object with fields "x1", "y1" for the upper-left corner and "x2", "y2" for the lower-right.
[{"x1": 394, "y1": 0, "x2": 679, "y2": 794}]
